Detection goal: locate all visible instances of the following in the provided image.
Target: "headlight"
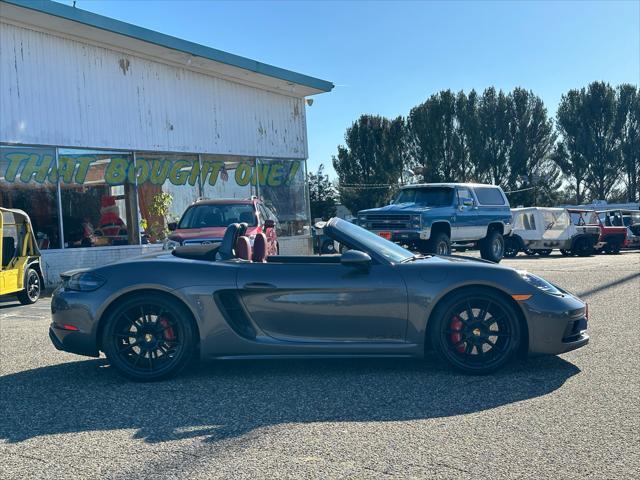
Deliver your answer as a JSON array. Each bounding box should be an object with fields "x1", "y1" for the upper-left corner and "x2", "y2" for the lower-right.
[
  {"x1": 517, "y1": 270, "x2": 562, "y2": 295},
  {"x1": 411, "y1": 215, "x2": 421, "y2": 226},
  {"x1": 163, "y1": 239, "x2": 180, "y2": 250},
  {"x1": 65, "y1": 272, "x2": 106, "y2": 292}
]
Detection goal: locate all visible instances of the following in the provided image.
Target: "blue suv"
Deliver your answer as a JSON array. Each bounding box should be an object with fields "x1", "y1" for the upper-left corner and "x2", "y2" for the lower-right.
[{"x1": 357, "y1": 183, "x2": 512, "y2": 262}]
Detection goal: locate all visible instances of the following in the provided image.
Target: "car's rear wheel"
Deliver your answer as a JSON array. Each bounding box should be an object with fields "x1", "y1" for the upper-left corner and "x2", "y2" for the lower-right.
[
  {"x1": 17, "y1": 268, "x2": 41, "y2": 305},
  {"x1": 101, "y1": 293, "x2": 197, "y2": 382},
  {"x1": 430, "y1": 289, "x2": 522, "y2": 374},
  {"x1": 573, "y1": 237, "x2": 593, "y2": 257},
  {"x1": 480, "y1": 231, "x2": 504, "y2": 263},
  {"x1": 503, "y1": 237, "x2": 520, "y2": 258}
]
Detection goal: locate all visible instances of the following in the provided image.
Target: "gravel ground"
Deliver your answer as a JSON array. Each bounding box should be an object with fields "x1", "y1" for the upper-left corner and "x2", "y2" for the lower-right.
[{"x1": 1, "y1": 251, "x2": 639, "y2": 479}]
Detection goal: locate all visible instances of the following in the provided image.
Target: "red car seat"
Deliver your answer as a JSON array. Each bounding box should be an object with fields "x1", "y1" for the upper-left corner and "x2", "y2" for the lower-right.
[
  {"x1": 235, "y1": 236, "x2": 252, "y2": 261},
  {"x1": 252, "y1": 233, "x2": 268, "y2": 262}
]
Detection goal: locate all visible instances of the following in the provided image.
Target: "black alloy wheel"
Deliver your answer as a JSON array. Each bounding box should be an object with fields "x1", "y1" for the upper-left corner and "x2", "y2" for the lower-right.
[
  {"x1": 18, "y1": 269, "x2": 41, "y2": 305},
  {"x1": 431, "y1": 290, "x2": 521, "y2": 374},
  {"x1": 102, "y1": 294, "x2": 197, "y2": 381}
]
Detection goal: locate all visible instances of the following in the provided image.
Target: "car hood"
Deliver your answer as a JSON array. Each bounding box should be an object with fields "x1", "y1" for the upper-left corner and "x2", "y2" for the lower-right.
[
  {"x1": 169, "y1": 227, "x2": 227, "y2": 242},
  {"x1": 360, "y1": 204, "x2": 438, "y2": 215}
]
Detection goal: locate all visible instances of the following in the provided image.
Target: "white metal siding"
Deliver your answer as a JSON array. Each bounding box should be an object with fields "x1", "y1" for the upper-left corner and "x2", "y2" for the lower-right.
[{"x1": 0, "y1": 21, "x2": 308, "y2": 158}]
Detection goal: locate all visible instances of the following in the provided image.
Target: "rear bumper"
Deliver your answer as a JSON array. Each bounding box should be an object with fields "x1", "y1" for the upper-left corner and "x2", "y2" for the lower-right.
[{"x1": 49, "y1": 324, "x2": 100, "y2": 357}]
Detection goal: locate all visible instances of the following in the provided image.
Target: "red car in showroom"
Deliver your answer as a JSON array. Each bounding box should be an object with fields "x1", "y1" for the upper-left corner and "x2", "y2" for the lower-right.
[{"x1": 164, "y1": 198, "x2": 279, "y2": 255}]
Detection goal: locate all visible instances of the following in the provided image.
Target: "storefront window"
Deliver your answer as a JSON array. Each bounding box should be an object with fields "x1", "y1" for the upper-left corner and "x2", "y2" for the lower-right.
[
  {"x1": 257, "y1": 159, "x2": 310, "y2": 237},
  {"x1": 199, "y1": 155, "x2": 255, "y2": 201},
  {"x1": 0, "y1": 145, "x2": 61, "y2": 249},
  {"x1": 135, "y1": 153, "x2": 200, "y2": 244},
  {"x1": 58, "y1": 149, "x2": 137, "y2": 247}
]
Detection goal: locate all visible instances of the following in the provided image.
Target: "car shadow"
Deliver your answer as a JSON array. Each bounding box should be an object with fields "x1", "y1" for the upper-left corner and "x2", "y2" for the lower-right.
[{"x1": 0, "y1": 355, "x2": 580, "y2": 444}]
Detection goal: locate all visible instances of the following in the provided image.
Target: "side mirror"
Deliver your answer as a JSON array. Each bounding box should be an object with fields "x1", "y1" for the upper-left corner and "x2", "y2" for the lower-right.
[
  {"x1": 264, "y1": 219, "x2": 275, "y2": 229},
  {"x1": 168, "y1": 222, "x2": 177, "y2": 231},
  {"x1": 340, "y1": 250, "x2": 371, "y2": 271},
  {"x1": 461, "y1": 197, "x2": 474, "y2": 207}
]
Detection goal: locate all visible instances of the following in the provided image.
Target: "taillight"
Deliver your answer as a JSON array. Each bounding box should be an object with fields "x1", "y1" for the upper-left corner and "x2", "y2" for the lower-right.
[{"x1": 60, "y1": 324, "x2": 79, "y2": 331}]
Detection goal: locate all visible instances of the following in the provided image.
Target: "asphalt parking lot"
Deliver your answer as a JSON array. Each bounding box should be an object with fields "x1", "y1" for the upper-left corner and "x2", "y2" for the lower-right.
[{"x1": 1, "y1": 252, "x2": 639, "y2": 479}]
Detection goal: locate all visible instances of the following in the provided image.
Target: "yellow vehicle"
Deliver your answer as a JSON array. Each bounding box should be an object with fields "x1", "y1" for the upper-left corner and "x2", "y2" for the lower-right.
[{"x1": 1, "y1": 207, "x2": 44, "y2": 304}]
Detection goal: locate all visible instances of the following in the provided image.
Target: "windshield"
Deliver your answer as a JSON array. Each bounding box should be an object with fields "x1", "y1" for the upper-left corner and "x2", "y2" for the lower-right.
[
  {"x1": 623, "y1": 212, "x2": 640, "y2": 226},
  {"x1": 394, "y1": 187, "x2": 454, "y2": 207},
  {"x1": 328, "y1": 218, "x2": 414, "y2": 263},
  {"x1": 178, "y1": 204, "x2": 257, "y2": 229}
]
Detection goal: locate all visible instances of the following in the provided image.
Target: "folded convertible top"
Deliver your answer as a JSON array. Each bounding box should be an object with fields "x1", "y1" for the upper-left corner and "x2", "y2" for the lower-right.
[{"x1": 172, "y1": 243, "x2": 220, "y2": 262}]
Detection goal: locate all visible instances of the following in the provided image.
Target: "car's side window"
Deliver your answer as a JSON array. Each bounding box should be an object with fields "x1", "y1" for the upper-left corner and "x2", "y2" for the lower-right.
[
  {"x1": 457, "y1": 187, "x2": 474, "y2": 205},
  {"x1": 474, "y1": 187, "x2": 506, "y2": 206}
]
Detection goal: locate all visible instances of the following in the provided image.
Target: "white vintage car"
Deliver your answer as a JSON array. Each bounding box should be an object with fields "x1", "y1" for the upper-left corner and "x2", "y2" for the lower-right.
[{"x1": 505, "y1": 207, "x2": 603, "y2": 257}]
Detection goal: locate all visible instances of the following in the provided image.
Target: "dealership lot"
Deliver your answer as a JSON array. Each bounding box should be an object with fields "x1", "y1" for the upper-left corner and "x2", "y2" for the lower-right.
[{"x1": 1, "y1": 252, "x2": 639, "y2": 479}]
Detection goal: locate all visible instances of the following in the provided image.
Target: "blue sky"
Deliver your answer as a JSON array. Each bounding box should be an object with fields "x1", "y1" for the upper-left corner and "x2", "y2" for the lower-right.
[{"x1": 56, "y1": 0, "x2": 639, "y2": 178}]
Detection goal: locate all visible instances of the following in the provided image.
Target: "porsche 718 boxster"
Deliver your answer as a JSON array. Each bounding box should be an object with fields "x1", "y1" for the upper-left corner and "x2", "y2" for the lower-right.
[{"x1": 49, "y1": 218, "x2": 589, "y2": 381}]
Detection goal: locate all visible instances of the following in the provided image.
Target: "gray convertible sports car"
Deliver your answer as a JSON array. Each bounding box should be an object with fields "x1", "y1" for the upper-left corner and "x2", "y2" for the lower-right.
[{"x1": 50, "y1": 218, "x2": 589, "y2": 381}]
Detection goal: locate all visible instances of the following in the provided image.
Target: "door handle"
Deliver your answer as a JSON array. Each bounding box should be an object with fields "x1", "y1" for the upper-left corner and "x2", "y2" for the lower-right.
[{"x1": 243, "y1": 282, "x2": 277, "y2": 290}]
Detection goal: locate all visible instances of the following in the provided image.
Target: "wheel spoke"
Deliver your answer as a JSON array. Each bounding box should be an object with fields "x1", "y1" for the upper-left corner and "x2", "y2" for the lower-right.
[
  {"x1": 119, "y1": 342, "x2": 139, "y2": 353},
  {"x1": 483, "y1": 315, "x2": 502, "y2": 327},
  {"x1": 466, "y1": 302, "x2": 475, "y2": 322},
  {"x1": 479, "y1": 301, "x2": 491, "y2": 322}
]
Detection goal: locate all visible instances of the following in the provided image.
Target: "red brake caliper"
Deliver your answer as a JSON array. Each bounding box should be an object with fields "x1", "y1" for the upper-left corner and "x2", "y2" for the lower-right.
[
  {"x1": 450, "y1": 316, "x2": 466, "y2": 353},
  {"x1": 159, "y1": 317, "x2": 176, "y2": 341}
]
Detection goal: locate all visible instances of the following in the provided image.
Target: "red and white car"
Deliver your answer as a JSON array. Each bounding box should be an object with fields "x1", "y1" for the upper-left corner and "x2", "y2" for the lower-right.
[{"x1": 164, "y1": 198, "x2": 279, "y2": 256}]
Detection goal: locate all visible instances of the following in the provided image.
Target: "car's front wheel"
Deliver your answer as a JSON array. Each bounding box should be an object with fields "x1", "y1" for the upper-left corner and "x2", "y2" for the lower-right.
[
  {"x1": 430, "y1": 289, "x2": 522, "y2": 374},
  {"x1": 101, "y1": 293, "x2": 197, "y2": 382},
  {"x1": 427, "y1": 232, "x2": 451, "y2": 256}
]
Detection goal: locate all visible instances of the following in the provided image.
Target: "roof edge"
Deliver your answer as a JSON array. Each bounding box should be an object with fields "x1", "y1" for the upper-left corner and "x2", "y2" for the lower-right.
[{"x1": 2, "y1": 0, "x2": 334, "y2": 93}]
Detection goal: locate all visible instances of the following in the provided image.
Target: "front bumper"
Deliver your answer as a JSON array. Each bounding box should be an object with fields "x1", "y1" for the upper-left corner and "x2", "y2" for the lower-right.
[
  {"x1": 522, "y1": 292, "x2": 589, "y2": 355},
  {"x1": 368, "y1": 228, "x2": 430, "y2": 242}
]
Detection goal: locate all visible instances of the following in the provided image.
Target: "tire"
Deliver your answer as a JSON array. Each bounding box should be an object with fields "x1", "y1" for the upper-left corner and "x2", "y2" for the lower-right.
[
  {"x1": 17, "y1": 268, "x2": 41, "y2": 305},
  {"x1": 321, "y1": 240, "x2": 336, "y2": 254},
  {"x1": 101, "y1": 293, "x2": 197, "y2": 382},
  {"x1": 427, "y1": 232, "x2": 451, "y2": 256},
  {"x1": 537, "y1": 249, "x2": 552, "y2": 256},
  {"x1": 572, "y1": 237, "x2": 593, "y2": 257},
  {"x1": 604, "y1": 241, "x2": 621, "y2": 255},
  {"x1": 480, "y1": 230, "x2": 504, "y2": 263},
  {"x1": 503, "y1": 237, "x2": 520, "y2": 258},
  {"x1": 430, "y1": 288, "x2": 522, "y2": 374}
]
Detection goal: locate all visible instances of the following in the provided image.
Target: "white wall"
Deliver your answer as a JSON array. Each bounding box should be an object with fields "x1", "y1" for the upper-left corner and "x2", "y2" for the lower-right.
[{"x1": 0, "y1": 21, "x2": 308, "y2": 159}]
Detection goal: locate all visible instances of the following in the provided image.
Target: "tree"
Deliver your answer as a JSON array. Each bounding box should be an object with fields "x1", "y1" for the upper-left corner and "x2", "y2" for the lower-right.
[
  {"x1": 556, "y1": 82, "x2": 623, "y2": 202},
  {"x1": 615, "y1": 84, "x2": 640, "y2": 202},
  {"x1": 554, "y1": 90, "x2": 589, "y2": 204},
  {"x1": 332, "y1": 115, "x2": 405, "y2": 214},
  {"x1": 506, "y1": 88, "x2": 558, "y2": 206},
  {"x1": 407, "y1": 90, "x2": 469, "y2": 183},
  {"x1": 476, "y1": 87, "x2": 512, "y2": 186},
  {"x1": 307, "y1": 164, "x2": 338, "y2": 221}
]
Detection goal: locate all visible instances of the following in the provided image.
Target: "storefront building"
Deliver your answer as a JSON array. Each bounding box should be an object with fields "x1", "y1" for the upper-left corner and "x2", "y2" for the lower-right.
[{"x1": 0, "y1": 0, "x2": 333, "y2": 285}]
